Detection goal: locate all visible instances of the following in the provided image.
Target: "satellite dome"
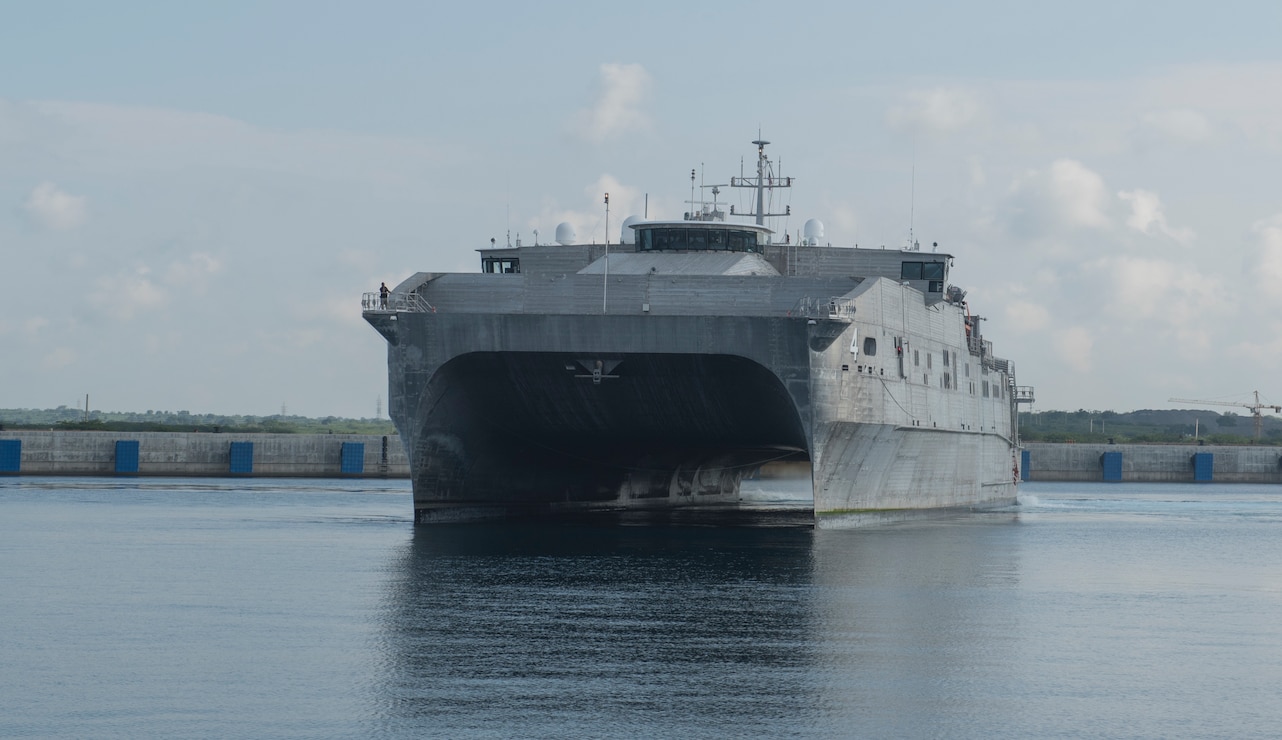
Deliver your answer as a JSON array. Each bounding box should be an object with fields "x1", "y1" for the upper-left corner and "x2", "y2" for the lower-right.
[
  {"x1": 803, "y1": 218, "x2": 825, "y2": 246},
  {"x1": 620, "y1": 215, "x2": 641, "y2": 245},
  {"x1": 554, "y1": 222, "x2": 576, "y2": 246}
]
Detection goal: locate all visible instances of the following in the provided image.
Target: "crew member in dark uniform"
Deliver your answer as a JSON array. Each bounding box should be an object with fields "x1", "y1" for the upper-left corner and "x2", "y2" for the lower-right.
[{"x1": 379, "y1": 282, "x2": 390, "y2": 309}]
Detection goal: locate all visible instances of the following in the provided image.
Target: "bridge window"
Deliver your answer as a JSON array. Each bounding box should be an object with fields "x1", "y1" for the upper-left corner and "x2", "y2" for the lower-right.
[
  {"x1": 900, "y1": 261, "x2": 946, "y2": 281},
  {"x1": 639, "y1": 227, "x2": 762, "y2": 253},
  {"x1": 482, "y1": 257, "x2": 520, "y2": 274}
]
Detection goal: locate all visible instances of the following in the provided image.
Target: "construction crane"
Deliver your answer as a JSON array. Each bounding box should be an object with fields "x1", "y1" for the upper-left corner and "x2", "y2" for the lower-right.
[{"x1": 1168, "y1": 390, "x2": 1282, "y2": 441}]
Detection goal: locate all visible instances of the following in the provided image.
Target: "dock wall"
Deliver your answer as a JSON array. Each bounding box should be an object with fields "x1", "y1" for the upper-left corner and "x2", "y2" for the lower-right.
[
  {"x1": 1023, "y1": 442, "x2": 1282, "y2": 483},
  {"x1": 3, "y1": 434, "x2": 1278, "y2": 483},
  {"x1": 0, "y1": 431, "x2": 409, "y2": 478}
]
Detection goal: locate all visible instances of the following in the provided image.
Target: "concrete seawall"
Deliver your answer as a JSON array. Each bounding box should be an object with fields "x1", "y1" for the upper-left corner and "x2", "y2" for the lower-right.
[
  {"x1": 3, "y1": 433, "x2": 1279, "y2": 484},
  {"x1": 0, "y1": 431, "x2": 409, "y2": 478},
  {"x1": 1024, "y1": 442, "x2": 1282, "y2": 483}
]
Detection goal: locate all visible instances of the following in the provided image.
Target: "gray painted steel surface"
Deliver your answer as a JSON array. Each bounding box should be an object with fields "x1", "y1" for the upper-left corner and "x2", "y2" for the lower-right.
[{"x1": 367, "y1": 232, "x2": 1023, "y2": 525}]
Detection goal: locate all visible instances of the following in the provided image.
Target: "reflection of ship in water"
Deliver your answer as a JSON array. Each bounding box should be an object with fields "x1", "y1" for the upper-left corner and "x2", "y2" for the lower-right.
[
  {"x1": 372, "y1": 513, "x2": 1021, "y2": 734},
  {"x1": 373, "y1": 524, "x2": 819, "y2": 733},
  {"x1": 364, "y1": 140, "x2": 1031, "y2": 526}
]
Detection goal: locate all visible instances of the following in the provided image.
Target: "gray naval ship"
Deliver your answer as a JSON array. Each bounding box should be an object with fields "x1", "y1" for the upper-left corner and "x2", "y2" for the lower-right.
[{"x1": 364, "y1": 141, "x2": 1033, "y2": 526}]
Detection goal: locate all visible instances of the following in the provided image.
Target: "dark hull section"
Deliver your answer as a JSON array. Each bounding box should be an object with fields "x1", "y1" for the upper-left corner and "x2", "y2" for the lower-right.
[{"x1": 403, "y1": 352, "x2": 808, "y2": 521}]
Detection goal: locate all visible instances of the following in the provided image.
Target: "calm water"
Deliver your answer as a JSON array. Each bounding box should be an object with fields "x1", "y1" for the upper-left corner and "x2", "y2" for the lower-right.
[{"x1": 3, "y1": 478, "x2": 1281, "y2": 738}]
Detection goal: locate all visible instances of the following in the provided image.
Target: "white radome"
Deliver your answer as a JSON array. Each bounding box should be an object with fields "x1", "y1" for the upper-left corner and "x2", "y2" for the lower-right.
[
  {"x1": 620, "y1": 215, "x2": 641, "y2": 245},
  {"x1": 803, "y1": 218, "x2": 825, "y2": 246}
]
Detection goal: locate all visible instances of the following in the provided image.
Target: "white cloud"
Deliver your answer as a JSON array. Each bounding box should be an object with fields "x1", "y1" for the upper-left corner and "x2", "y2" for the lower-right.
[
  {"x1": 1230, "y1": 319, "x2": 1282, "y2": 362},
  {"x1": 1085, "y1": 255, "x2": 1229, "y2": 355},
  {"x1": 163, "y1": 252, "x2": 222, "y2": 290},
  {"x1": 1248, "y1": 214, "x2": 1282, "y2": 304},
  {"x1": 886, "y1": 88, "x2": 982, "y2": 135},
  {"x1": 526, "y1": 173, "x2": 649, "y2": 245},
  {"x1": 43, "y1": 347, "x2": 77, "y2": 370},
  {"x1": 1055, "y1": 326, "x2": 1094, "y2": 373},
  {"x1": 22, "y1": 182, "x2": 87, "y2": 230},
  {"x1": 967, "y1": 156, "x2": 986, "y2": 187},
  {"x1": 1141, "y1": 108, "x2": 1213, "y2": 143},
  {"x1": 572, "y1": 63, "x2": 652, "y2": 143},
  {"x1": 1004, "y1": 299, "x2": 1050, "y2": 333},
  {"x1": 1142, "y1": 63, "x2": 1282, "y2": 151},
  {"x1": 89, "y1": 267, "x2": 166, "y2": 320},
  {"x1": 1005, "y1": 159, "x2": 1111, "y2": 239},
  {"x1": 1118, "y1": 189, "x2": 1195, "y2": 244}
]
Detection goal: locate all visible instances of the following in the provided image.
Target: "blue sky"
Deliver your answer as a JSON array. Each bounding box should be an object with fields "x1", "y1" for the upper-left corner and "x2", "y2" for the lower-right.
[{"x1": 4, "y1": 1, "x2": 1282, "y2": 416}]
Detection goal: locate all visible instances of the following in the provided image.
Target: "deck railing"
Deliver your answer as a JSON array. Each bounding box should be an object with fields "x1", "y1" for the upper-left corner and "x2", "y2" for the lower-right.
[
  {"x1": 792, "y1": 296, "x2": 856, "y2": 321},
  {"x1": 361, "y1": 291, "x2": 434, "y2": 313}
]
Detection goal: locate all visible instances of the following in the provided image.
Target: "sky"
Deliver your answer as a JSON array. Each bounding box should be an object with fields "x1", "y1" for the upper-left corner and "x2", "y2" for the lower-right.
[{"x1": 3, "y1": 0, "x2": 1282, "y2": 417}]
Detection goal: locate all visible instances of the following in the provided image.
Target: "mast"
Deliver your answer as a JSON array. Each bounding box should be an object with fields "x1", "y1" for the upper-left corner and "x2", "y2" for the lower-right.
[{"x1": 730, "y1": 138, "x2": 792, "y2": 228}]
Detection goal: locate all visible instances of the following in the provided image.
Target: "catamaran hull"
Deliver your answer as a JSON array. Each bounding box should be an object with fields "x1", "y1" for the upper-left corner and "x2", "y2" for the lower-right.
[
  {"x1": 811, "y1": 421, "x2": 1018, "y2": 527},
  {"x1": 374, "y1": 308, "x2": 1018, "y2": 526}
]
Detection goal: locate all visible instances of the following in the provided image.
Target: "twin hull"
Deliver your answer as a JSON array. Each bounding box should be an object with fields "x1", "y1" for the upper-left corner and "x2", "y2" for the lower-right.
[{"x1": 371, "y1": 278, "x2": 1019, "y2": 527}]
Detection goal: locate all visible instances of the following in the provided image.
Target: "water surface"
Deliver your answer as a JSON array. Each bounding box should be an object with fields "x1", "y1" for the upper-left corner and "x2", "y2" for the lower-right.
[{"x1": 2, "y1": 478, "x2": 1280, "y2": 738}]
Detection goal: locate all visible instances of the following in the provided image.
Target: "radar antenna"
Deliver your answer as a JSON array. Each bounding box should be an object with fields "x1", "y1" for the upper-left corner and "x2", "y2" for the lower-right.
[
  {"x1": 729, "y1": 138, "x2": 792, "y2": 227},
  {"x1": 683, "y1": 164, "x2": 729, "y2": 222}
]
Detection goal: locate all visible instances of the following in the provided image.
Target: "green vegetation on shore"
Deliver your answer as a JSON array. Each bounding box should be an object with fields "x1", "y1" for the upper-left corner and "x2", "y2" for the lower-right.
[
  {"x1": 0, "y1": 407, "x2": 396, "y2": 435},
  {"x1": 4, "y1": 407, "x2": 1280, "y2": 445},
  {"x1": 1019, "y1": 409, "x2": 1282, "y2": 445}
]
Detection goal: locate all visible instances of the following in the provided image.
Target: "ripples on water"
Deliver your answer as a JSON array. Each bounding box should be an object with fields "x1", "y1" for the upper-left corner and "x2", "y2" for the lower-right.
[{"x1": 2, "y1": 478, "x2": 1281, "y2": 738}]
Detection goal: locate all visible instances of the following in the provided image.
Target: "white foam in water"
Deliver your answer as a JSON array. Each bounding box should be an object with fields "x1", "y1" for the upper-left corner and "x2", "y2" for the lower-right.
[{"x1": 1017, "y1": 492, "x2": 1040, "y2": 507}]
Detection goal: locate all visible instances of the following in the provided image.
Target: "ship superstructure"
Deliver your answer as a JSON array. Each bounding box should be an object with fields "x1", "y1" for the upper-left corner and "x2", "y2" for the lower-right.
[{"x1": 363, "y1": 141, "x2": 1031, "y2": 526}]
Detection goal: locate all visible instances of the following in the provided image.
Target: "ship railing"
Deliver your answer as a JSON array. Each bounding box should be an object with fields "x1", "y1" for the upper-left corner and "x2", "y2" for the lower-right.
[
  {"x1": 990, "y1": 356, "x2": 1010, "y2": 374},
  {"x1": 792, "y1": 296, "x2": 856, "y2": 321},
  {"x1": 1014, "y1": 386, "x2": 1036, "y2": 404},
  {"x1": 972, "y1": 337, "x2": 994, "y2": 360},
  {"x1": 362, "y1": 291, "x2": 434, "y2": 313}
]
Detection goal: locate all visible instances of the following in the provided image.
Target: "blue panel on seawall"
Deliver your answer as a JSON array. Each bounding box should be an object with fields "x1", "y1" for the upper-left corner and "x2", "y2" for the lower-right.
[
  {"x1": 340, "y1": 442, "x2": 365, "y2": 475},
  {"x1": 0, "y1": 439, "x2": 19, "y2": 473},
  {"x1": 1193, "y1": 452, "x2": 1214, "y2": 482},
  {"x1": 1101, "y1": 451, "x2": 1123, "y2": 481},
  {"x1": 229, "y1": 441, "x2": 254, "y2": 474},
  {"x1": 115, "y1": 440, "x2": 140, "y2": 474}
]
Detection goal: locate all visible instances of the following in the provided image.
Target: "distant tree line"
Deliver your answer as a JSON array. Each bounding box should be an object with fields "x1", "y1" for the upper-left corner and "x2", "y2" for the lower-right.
[
  {"x1": 1019, "y1": 409, "x2": 1282, "y2": 445},
  {"x1": 0, "y1": 407, "x2": 396, "y2": 435},
  {"x1": 4, "y1": 406, "x2": 1279, "y2": 445}
]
